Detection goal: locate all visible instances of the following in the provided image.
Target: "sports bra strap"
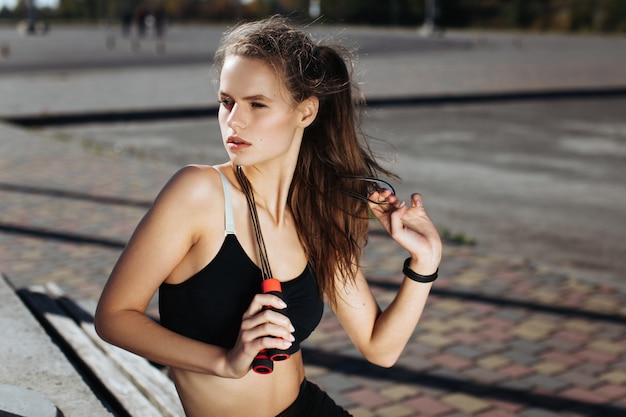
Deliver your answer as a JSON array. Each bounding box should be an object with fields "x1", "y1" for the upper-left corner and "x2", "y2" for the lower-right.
[{"x1": 217, "y1": 169, "x2": 236, "y2": 235}]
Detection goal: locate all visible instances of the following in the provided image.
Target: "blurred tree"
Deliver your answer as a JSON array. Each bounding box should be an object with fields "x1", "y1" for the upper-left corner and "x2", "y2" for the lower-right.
[
  {"x1": 604, "y1": 0, "x2": 626, "y2": 31},
  {"x1": 503, "y1": 0, "x2": 533, "y2": 28},
  {"x1": 6, "y1": 0, "x2": 624, "y2": 32}
]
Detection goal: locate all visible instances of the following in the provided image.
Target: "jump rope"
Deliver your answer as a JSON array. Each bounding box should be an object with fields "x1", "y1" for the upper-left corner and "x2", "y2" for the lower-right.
[
  {"x1": 235, "y1": 166, "x2": 396, "y2": 374},
  {"x1": 236, "y1": 165, "x2": 295, "y2": 374}
]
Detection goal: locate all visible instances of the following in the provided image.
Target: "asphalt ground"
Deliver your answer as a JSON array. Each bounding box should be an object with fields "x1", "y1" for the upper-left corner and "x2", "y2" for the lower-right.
[{"x1": 1, "y1": 24, "x2": 626, "y2": 417}]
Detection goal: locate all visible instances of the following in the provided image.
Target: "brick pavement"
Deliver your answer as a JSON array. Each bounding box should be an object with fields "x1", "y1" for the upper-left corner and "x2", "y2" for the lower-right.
[
  {"x1": 306, "y1": 234, "x2": 626, "y2": 416},
  {"x1": 1, "y1": 26, "x2": 626, "y2": 417},
  {"x1": 1, "y1": 119, "x2": 625, "y2": 416}
]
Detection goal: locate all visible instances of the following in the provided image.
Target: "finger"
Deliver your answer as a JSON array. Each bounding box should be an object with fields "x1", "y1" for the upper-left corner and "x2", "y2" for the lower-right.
[
  {"x1": 259, "y1": 308, "x2": 295, "y2": 331},
  {"x1": 368, "y1": 188, "x2": 396, "y2": 204},
  {"x1": 258, "y1": 335, "x2": 294, "y2": 351},
  {"x1": 411, "y1": 193, "x2": 424, "y2": 208},
  {"x1": 389, "y1": 200, "x2": 408, "y2": 233},
  {"x1": 386, "y1": 192, "x2": 403, "y2": 209},
  {"x1": 242, "y1": 306, "x2": 295, "y2": 336},
  {"x1": 253, "y1": 321, "x2": 296, "y2": 343},
  {"x1": 243, "y1": 293, "x2": 287, "y2": 318}
]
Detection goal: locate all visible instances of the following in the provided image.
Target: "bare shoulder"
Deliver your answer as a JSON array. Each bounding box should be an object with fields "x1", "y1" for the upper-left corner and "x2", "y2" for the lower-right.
[{"x1": 156, "y1": 164, "x2": 226, "y2": 207}]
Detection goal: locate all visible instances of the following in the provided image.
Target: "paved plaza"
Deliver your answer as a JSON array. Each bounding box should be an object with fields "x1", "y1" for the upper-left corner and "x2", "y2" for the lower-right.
[{"x1": 1, "y1": 24, "x2": 626, "y2": 416}]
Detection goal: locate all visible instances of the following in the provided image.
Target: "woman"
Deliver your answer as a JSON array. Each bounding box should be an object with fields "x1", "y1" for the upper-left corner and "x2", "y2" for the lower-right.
[{"x1": 95, "y1": 17, "x2": 441, "y2": 417}]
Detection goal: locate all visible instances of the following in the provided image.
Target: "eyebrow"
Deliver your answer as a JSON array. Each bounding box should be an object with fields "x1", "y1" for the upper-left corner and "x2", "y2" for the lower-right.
[{"x1": 219, "y1": 91, "x2": 272, "y2": 102}]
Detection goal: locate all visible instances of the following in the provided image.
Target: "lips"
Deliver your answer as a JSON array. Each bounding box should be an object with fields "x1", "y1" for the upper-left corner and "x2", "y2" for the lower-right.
[{"x1": 226, "y1": 135, "x2": 251, "y2": 149}]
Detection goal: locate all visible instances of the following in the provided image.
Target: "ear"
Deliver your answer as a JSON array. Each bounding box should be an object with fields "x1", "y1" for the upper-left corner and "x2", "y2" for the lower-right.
[{"x1": 297, "y1": 96, "x2": 319, "y2": 128}]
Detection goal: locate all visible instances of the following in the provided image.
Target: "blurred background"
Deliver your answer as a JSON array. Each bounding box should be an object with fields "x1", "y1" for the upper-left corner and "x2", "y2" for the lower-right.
[{"x1": 1, "y1": 0, "x2": 626, "y2": 32}]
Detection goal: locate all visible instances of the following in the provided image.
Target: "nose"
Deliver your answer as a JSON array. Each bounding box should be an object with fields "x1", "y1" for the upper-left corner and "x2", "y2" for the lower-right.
[{"x1": 226, "y1": 103, "x2": 246, "y2": 131}]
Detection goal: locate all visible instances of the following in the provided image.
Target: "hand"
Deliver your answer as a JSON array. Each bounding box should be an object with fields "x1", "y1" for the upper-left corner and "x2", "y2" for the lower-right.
[
  {"x1": 224, "y1": 293, "x2": 295, "y2": 378},
  {"x1": 369, "y1": 191, "x2": 442, "y2": 275}
]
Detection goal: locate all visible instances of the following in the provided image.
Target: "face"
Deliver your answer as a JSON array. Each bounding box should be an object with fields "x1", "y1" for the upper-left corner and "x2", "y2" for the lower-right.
[{"x1": 218, "y1": 55, "x2": 316, "y2": 168}]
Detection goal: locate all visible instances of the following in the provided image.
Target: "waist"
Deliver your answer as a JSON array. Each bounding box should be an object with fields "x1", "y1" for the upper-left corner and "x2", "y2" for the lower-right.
[{"x1": 170, "y1": 351, "x2": 305, "y2": 417}]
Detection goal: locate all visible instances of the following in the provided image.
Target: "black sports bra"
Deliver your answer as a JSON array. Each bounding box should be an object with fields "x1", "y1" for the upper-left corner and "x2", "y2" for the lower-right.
[{"x1": 159, "y1": 169, "x2": 324, "y2": 350}]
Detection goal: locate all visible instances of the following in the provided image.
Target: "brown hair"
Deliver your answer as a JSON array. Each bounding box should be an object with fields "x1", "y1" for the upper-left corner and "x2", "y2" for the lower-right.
[{"x1": 214, "y1": 17, "x2": 396, "y2": 305}]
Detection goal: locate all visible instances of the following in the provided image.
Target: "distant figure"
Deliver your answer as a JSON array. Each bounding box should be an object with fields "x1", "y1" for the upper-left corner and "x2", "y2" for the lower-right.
[
  {"x1": 135, "y1": 7, "x2": 147, "y2": 38},
  {"x1": 1, "y1": 42, "x2": 10, "y2": 58},
  {"x1": 121, "y1": 7, "x2": 132, "y2": 37},
  {"x1": 422, "y1": 0, "x2": 443, "y2": 37},
  {"x1": 154, "y1": 7, "x2": 166, "y2": 38},
  {"x1": 17, "y1": 0, "x2": 48, "y2": 36},
  {"x1": 25, "y1": 0, "x2": 37, "y2": 34}
]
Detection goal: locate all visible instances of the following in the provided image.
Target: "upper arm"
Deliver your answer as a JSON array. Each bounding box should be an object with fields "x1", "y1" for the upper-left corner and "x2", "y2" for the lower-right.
[
  {"x1": 330, "y1": 268, "x2": 381, "y2": 353},
  {"x1": 98, "y1": 165, "x2": 222, "y2": 314}
]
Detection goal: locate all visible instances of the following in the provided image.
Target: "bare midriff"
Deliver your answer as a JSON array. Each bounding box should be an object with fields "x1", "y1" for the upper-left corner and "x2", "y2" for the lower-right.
[{"x1": 170, "y1": 350, "x2": 305, "y2": 417}]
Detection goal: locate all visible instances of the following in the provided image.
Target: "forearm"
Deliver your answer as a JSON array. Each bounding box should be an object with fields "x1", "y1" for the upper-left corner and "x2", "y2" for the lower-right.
[
  {"x1": 95, "y1": 309, "x2": 230, "y2": 377},
  {"x1": 366, "y1": 278, "x2": 433, "y2": 367}
]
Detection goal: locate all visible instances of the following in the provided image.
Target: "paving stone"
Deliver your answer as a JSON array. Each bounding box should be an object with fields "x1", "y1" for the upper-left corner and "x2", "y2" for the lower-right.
[
  {"x1": 330, "y1": 391, "x2": 357, "y2": 409},
  {"x1": 481, "y1": 316, "x2": 515, "y2": 330},
  {"x1": 447, "y1": 317, "x2": 483, "y2": 332},
  {"x1": 600, "y1": 370, "x2": 626, "y2": 385},
  {"x1": 498, "y1": 364, "x2": 533, "y2": 379},
  {"x1": 573, "y1": 362, "x2": 607, "y2": 378},
  {"x1": 480, "y1": 341, "x2": 508, "y2": 354},
  {"x1": 344, "y1": 388, "x2": 390, "y2": 409},
  {"x1": 485, "y1": 398, "x2": 525, "y2": 413},
  {"x1": 595, "y1": 326, "x2": 626, "y2": 342},
  {"x1": 501, "y1": 349, "x2": 539, "y2": 366},
  {"x1": 452, "y1": 331, "x2": 485, "y2": 346},
  {"x1": 379, "y1": 384, "x2": 421, "y2": 402},
  {"x1": 552, "y1": 329, "x2": 591, "y2": 345},
  {"x1": 532, "y1": 361, "x2": 567, "y2": 376},
  {"x1": 314, "y1": 373, "x2": 360, "y2": 393},
  {"x1": 396, "y1": 355, "x2": 436, "y2": 372},
  {"x1": 348, "y1": 375, "x2": 392, "y2": 392},
  {"x1": 441, "y1": 393, "x2": 491, "y2": 414},
  {"x1": 564, "y1": 320, "x2": 598, "y2": 334},
  {"x1": 576, "y1": 346, "x2": 620, "y2": 364},
  {"x1": 431, "y1": 352, "x2": 473, "y2": 372},
  {"x1": 540, "y1": 350, "x2": 583, "y2": 367},
  {"x1": 509, "y1": 339, "x2": 549, "y2": 356},
  {"x1": 404, "y1": 396, "x2": 454, "y2": 416},
  {"x1": 517, "y1": 374, "x2": 571, "y2": 391},
  {"x1": 558, "y1": 369, "x2": 602, "y2": 389},
  {"x1": 519, "y1": 408, "x2": 565, "y2": 417},
  {"x1": 477, "y1": 327, "x2": 515, "y2": 343},
  {"x1": 494, "y1": 309, "x2": 528, "y2": 323},
  {"x1": 533, "y1": 291, "x2": 564, "y2": 305},
  {"x1": 560, "y1": 387, "x2": 607, "y2": 404},
  {"x1": 511, "y1": 323, "x2": 552, "y2": 342},
  {"x1": 372, "y1": 404, "x2": 415, "y2": 417},
  {"x1": 592, "y1": 384, "x2": 626, "y2": 401},
  {"x1": 416, "y1": 333, "x2": 455, "y2": 349},
  {"x1": 498, "y1": 378, "x2": 535, "y2": 391},
  {"x1": 347, "y1": 406, "x2": 375, "y2": 417},
  {"x1": 477, "y1": 355, "x2": 510, "y2": 370},
  {"x1": 464, "y1": 367, "x2": 505, "y2": 384},
  {"x1": 446, "y1": 345, "x2": 484, "y2": 360},
  {"x1": 432, "y1": 299, "x2": 467, "y2": 314},
  {"x1": 477, "y1": 410, "x2": 519, "y2": 417}
]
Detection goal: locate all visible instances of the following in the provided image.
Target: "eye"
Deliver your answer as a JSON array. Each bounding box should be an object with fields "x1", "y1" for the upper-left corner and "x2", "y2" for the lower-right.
[
  {"x1": 251, "y1": 102, "x2": 266, "y2": 109},
  {"x1": 219, "y1": 98, "x2": 234, "y2": 110}
]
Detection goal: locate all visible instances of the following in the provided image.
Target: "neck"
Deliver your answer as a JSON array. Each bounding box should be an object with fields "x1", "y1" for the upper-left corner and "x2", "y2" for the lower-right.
[{"x1": 235, "y1": 163, "x2": 296, "y2": 226}]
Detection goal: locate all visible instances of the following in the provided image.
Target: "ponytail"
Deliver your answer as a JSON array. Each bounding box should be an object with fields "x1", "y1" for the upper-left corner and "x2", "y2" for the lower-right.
[
  {"x1": 215, "y1": 17, "x2": 397, "y2": 305},
  {"x1": 291, "y1": 45, "x2": 394, "y2": 305}
]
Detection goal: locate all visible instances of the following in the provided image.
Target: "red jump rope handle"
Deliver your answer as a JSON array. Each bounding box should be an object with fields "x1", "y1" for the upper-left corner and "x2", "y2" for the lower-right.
[{"x1": 252, "y1": 278, "x2": 291, "y2": 374}]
